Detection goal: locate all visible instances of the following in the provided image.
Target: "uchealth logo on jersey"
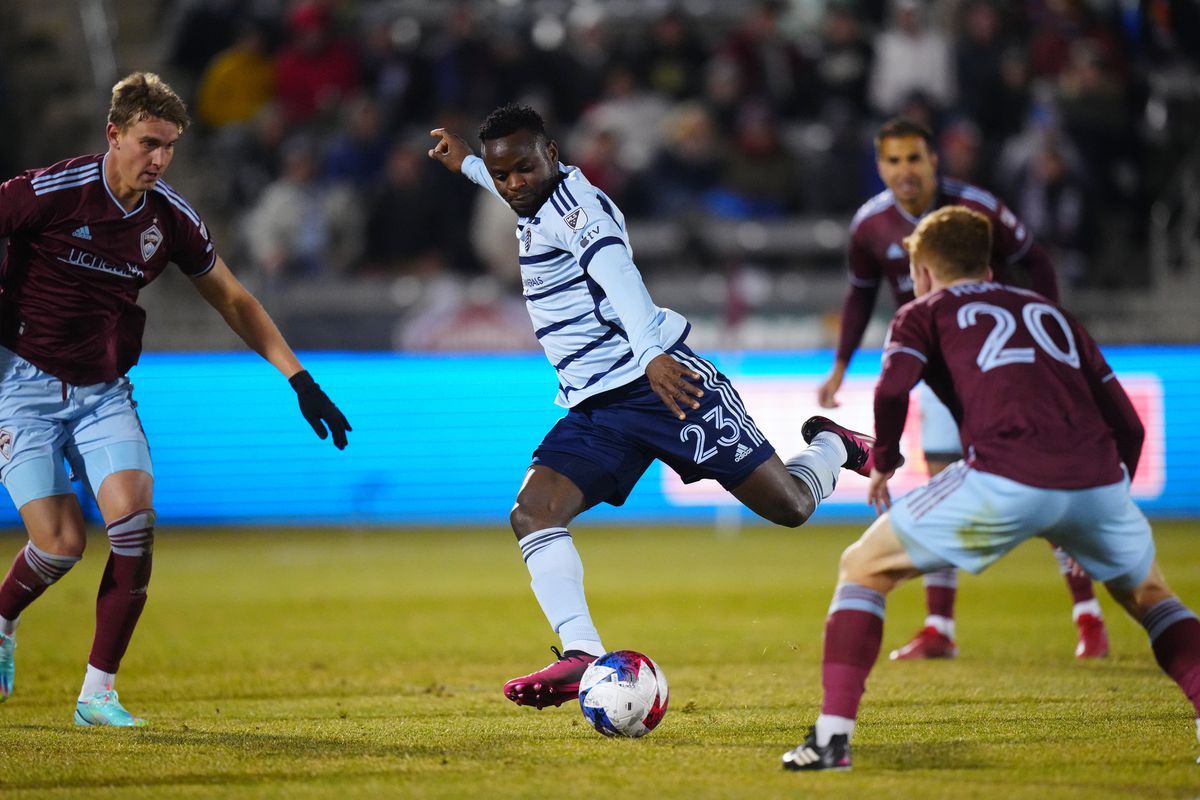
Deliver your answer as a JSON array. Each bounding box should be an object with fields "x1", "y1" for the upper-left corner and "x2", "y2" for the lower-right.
[
  {"x1": 140, "y1": 224, "x2": 163, "y2": 261},
  {"x1": 563, "y1": 207, "x2": 588, "y2": 231},
  {"x1": 0, "y1": 429, "x2": 12, "y2": 461}
]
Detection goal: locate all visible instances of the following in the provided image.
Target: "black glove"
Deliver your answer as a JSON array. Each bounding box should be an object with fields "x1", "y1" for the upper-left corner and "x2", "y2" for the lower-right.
[{"x1": 289, "y1": 370, "x2": 351, "y2": 450}]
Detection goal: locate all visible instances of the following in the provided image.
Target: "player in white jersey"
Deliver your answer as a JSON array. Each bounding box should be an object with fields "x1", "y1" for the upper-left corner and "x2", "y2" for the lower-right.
[{"x1": 429, "y1": 104, "x2": 890, "y2": 710}]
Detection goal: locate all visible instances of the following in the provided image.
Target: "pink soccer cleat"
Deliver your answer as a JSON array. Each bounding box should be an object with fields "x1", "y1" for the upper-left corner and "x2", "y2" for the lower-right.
[
  {"x1": 503, "y1": 647, "x2": 595, "y2": 709},
  {"x1": 1074, "y1": 613, "x2": 1109, "y2": 659},
  {"x1": 802, "y1": 416, "x2": 901, "y2": 477},
  {"x1": 889, "y1": 626, "x2": 958, "y2": 660}
]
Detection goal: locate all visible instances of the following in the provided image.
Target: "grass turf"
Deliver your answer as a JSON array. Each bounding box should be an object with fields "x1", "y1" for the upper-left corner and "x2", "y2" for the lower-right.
[{"x1": 0, "y1": 521, "x2": 1198, "y2": 798}]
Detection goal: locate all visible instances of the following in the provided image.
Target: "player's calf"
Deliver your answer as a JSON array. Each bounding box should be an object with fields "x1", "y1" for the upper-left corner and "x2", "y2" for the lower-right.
[
  {"x1": 0, "y1": 542, "x2": 82, "y2": 701},
  {"x1": 89, "y1": 509, "x2": 154, "y2": 675}
]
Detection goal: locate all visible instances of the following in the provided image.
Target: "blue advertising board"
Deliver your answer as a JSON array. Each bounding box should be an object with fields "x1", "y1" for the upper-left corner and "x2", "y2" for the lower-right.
[{"x1": 0, "y1": 347, "x2": 1195, "y2": 526}]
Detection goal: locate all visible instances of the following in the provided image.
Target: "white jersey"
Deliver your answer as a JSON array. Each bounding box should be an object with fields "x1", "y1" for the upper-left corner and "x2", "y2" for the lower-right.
[{"x1": 463, "y1": 156, "x2": 689, "y2": 407}]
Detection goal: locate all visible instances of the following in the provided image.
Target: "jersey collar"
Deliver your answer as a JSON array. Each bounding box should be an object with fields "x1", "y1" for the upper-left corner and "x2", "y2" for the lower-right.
[{"x1": 101, "y1": 152, "x2": 147, "y2": 219}]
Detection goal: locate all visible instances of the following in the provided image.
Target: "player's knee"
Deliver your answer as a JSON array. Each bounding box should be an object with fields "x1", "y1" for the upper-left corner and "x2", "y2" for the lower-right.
[
  {"x1": 769, "y1": 501, "x2": 811, "y2": 529},
  {"x1": 838, "y1": 542, "x2": 870, "y2": 583},
  {"x1": 509, "y1": 499, "x2": 557, "y2": 537},
  {"x1": 105, "y1": 508, "x2": 155, "y2": 556}
]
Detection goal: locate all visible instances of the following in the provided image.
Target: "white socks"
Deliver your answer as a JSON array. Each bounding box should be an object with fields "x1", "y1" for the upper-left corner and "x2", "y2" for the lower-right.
[
  {"x1": 925, "y1": 615, "x2": 956, "y2": 639},
  {"x1": 80, "y1": 664, "x2": 116, "y2": 699},
  {"x1": 816, "y1": 713, "x2": 856, "y2": 746},
  {"x1": 1072, "y1": 599, "x2": 1103, "y2": 622},
  {"x1": 0, "y1": 614, "x2": 17, "y2": 636},
  {"x1": 518, "y1": 528, "x2": 604, "y2": 656},
  {"x1": 786, "y1": 432, "x2": 847, "y2": 505}
]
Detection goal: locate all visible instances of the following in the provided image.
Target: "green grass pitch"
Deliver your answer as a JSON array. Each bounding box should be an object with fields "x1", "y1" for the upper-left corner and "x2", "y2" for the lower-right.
[{"x1": 1, "y1": 522, "x2": 1198, "y2": 798}]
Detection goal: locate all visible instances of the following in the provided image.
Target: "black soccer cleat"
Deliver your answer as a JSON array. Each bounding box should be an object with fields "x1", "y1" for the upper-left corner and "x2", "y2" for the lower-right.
[
  {"x1": 802, "y1": 415, "x2": 904, "y2": 477},
  {"x1": 781, "y1": 726, "x2": 852, "y2": 772}
]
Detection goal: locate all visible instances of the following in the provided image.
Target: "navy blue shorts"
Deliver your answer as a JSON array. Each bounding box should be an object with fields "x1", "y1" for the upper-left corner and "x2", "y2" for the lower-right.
[{"x1": 532, "y1": 344, "x2": 775, "y2": 508}]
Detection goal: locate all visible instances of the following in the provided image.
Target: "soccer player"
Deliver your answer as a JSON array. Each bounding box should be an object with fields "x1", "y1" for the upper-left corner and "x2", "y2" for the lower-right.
[
  {"x1": 781, "y1": 206, "x2": 1200, "y2": 771},
  {"x1": 817, "y1": 117, "x2": 1107, "y2": 660},
  {"x1": 429, "y1": 104, "x2": 876, "y2": 710},
  {"x1": 0, "y1": 73, "x2": 350, "y2": 726}
]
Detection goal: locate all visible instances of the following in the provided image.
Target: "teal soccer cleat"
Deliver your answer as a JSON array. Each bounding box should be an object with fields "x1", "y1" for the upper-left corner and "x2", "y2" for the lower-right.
[
  {"x1": 74, "y1": 690, "x2": 148, "y2": 727},
  {"x1": 0, "y1": 632, "x2": 13, "y2": 701}
]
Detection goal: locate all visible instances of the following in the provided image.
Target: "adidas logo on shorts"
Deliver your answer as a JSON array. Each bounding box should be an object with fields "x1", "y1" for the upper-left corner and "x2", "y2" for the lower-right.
[{"x1": 734, "y1": 443, "x2": 753, "y2": 463}]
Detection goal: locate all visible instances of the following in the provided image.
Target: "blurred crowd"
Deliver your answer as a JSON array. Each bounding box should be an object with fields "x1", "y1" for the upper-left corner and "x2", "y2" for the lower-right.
[{"x1": 162, "y1": 0, "x2": 1200, "y2": 291}]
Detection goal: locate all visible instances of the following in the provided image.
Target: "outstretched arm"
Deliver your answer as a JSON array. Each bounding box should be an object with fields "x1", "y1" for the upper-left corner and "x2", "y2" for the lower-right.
[
  {"x1": 428, "y1": 128, "x2": 506, "y2": 203},
  {"x1": 191, "y1": 256, "x2": 351, "y2": 449}
]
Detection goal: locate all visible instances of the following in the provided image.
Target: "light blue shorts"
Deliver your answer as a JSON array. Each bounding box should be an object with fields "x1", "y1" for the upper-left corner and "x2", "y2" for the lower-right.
[
  {"x1": 0, "y1": 347, "x2": 152, "y2": 509},
  {"x1": 917, "y1": 382, "x2": 962, "y2": 459},
  {"x1": 890, "y1": 462, "x2": 1155, "y2": 592}
]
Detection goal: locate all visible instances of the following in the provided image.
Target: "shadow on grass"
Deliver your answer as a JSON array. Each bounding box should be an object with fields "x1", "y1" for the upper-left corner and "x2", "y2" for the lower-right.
[
  {"x1": 860, "y1": 741, "x2": 990, "y2": 771},
  {"x1": 0, "y1": 725, "x2": 458, "y2": 791}
]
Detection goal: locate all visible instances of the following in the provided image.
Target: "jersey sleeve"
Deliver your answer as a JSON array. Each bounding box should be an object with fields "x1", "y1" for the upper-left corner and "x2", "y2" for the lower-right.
[
  {"x1": 1075, "y1": 315, "x2": 1144, "y2": 477},
  {"x1": 461, "y1": 154, "x2": 506, "y2": 203},
  {"x1": 872, "y1": 302, "x2": 933, "y2": 472},
  {"x1": 544, "y1": 182, "x2": 666, "y2": 369},
  {"x1": 835, "y1": 230, "x2": 882, "y2": 364},
  {"x1": 0, "y1": 173, "x2": 53, "y2": 237},
  {"x1": 164, "y1": 195, "x2": 217, "y2": 277}
]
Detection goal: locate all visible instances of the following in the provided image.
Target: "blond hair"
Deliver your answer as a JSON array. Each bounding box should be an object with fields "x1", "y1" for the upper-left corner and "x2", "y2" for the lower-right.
[
  {"x1": 903, "y1": 206, "x2": 992, "y2": 281},
  {"x1": 108, "y1": 72, "x2": 190, "y2": 132}
]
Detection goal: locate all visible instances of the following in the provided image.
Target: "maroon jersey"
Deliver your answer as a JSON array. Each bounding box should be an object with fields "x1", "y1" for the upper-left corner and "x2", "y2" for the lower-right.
[
  {"x1": 836, "y1": 178, "x2": 1058, "y2": 364},
  {"x1": 0, "y1": 153, "x2": 215, "y2": 385},
  {"x1": 872, "y1": 281, "x2": 1144, "y2": 489}
]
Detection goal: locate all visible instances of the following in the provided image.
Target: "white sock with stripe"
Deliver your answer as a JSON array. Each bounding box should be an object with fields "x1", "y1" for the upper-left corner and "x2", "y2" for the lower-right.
[
  {"x1": 786, "y1": 432, "x2": 847, "y2": 505},
  {"x1": 519, "y1": 528, "x2": 604, "y2": 656}
]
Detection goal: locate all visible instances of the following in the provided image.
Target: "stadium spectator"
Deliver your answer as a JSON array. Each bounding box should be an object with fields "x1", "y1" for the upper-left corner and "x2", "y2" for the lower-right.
[
  {"x1": 937, "y1": 117, "x2": 984, "y2": 184},
  {"x1": 429, "y1": 104, "x2": 882, "y2": 712},
  {"x1": 953, "y1": 1, "x2": 1021, "y2": 142},
  {"x1": 707, "y1": 103, "x2": 804, "y2": 219},
  {"x1": 817, "y1": 118, "x2": 1107, "y2": 661},
  {"x1": 632, "y1": 9, "x2": 709, "y2": 101},
  {"x1": 781, "y1": 205, "x2": 1200, "y2": 772},
  {"x1": 356, "y1": 9, "x2": 433, "y2": 132},
  {"x1": 720, "y1": 0, "x2": 817, "y2": 118},
  {"x1": 813, "y1": 2, "x2": 876, "y2": 120},
  {"x1": 573, "y1": 65, "x2": 670, "y2": 174},
  {"x1": 274, "y1": 1, "x2": 359, "y2": 125},
  {"x1": 360, "y1": 141, "x2": 451, "y2": 278},
  {"x1": 644, "y1": 103, "x2": 725, "y2": 218},
  {"x1": 1008, "y1": 133, "x2": 1096, "y2": 287},
  {"x1": 320, "y1": 95, "x2": 390, "y2": 190},
  {"x1": 195, "y1": 19, "x2": 276, "y2": 130},
  {"x1": 869, "y1": 0, "x2": 956, "y2": 115},
  {"x1": 0, "y1": 72, "x2": 349, "y2": 727},
  {"x1": 243, "y1": 135, "x2": 362, "y2": 279}
]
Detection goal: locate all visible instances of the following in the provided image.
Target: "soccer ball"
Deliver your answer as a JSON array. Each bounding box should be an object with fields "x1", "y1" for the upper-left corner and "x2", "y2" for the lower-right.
[{"x1": 578, "y1": 650, "x2": 669, "y2": 738}]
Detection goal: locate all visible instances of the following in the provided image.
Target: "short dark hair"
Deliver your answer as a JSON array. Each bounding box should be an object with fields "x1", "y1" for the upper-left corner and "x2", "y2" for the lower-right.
[
  {"x1": 903, "y1": 206, "x2": 992, "y2": 281},
  {"x1": 875, "y1": 117, "x2": 934, "y2": 154},
  {"x1": 478, "y1": 103, "x2": 548, "y2": 143}
]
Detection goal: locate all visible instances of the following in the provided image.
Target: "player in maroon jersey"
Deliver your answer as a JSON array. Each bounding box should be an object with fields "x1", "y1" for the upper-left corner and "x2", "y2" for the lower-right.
[
  {"x1": 0, "y1": 73, "x2": 350, "y2": 726},
  {"x1": 782, "y1": 206, "x2": 1200, "y2": 771},
  {"x1": 817, "y1": 117, "x2": 1107, "y2": 661}
]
